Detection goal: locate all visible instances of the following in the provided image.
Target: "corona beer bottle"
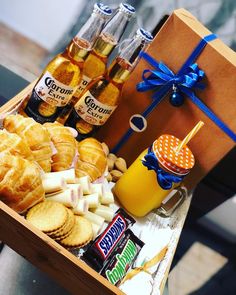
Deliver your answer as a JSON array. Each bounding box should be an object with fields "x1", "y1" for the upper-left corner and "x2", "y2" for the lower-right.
[
  {"x1": 65, "y1": 28, "x2": 153, "y2": 140},
  {"x1": 57, "y1": 3, "x2": 135, "y2": 124},
  {"x1": 19, "y1": 3, "x2": 112, "y2": 124}
]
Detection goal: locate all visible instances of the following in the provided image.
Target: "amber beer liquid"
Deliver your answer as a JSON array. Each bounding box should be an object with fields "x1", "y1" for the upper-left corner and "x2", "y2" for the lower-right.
[
  {"x1": 57, "y1": 32, "x2": 117, "y2": 125},
  {"x1": 77, "y1": 3, "x2": 135, "y2": 92},
  {"x1": 19, "y1": 3, "x2": 112, "y2": 124},
  {"x1": 81, "y1": 32, "x2": 117, "y2": 86},
  {"x1": 57, "y1": 3, "x2": 135, "y2": 124},
  {"x1": 19, "y1": 55, "x2": 81, "y2": 123},
  {"x1": 65, "y1": 28, "x2": 153, "y2": 139},
  {"x1": 66, "y1": 58, "x2": 131, "y2": 135}
]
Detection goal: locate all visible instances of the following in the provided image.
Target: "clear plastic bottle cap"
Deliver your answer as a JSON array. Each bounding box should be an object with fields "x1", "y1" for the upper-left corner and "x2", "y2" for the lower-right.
[
  {"x1": 136, "y1": 28, "x2": 153, "y2": 43},
  {"x1": 119, "y1": 3, "x2": 136, "y2": 15},
  {"x1": 94, "y1": 3, "x2": 112, "y2": 16}
]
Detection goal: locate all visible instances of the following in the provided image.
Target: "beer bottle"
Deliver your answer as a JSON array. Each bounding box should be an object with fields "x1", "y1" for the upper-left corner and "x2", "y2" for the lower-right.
[
  {"x1": 65, "y1": 28, "x2": 153, "y2": 140},
  {"x1": 19, "y1": 3, "x2": 112, "y2": 124},
  {"x1": 57, "y1": 3, "x2": 135, "y2": 124}
]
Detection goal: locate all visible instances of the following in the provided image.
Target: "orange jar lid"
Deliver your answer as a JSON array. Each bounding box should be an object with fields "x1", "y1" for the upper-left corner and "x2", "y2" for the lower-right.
[{"x1": 152, "y1": 134, "x2": 195, "y2": 175}]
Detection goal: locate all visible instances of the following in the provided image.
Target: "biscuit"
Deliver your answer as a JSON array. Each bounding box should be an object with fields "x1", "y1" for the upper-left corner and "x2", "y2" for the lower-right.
[
  {"x1": 59, "y1": 216, "x2": 93, "y2": 249},
  {"x1": 53, "y1": 229, "x2": 73, "y2": 241},
  {"x1": 47, "y1": 207, "x2": 70, "y2": 236},
  {"x1": 26, "y1": 200, "x2": 67, "y2": 232},
  {"x1": 50, "y1": 208, "x2": 75, "y2": 239}
]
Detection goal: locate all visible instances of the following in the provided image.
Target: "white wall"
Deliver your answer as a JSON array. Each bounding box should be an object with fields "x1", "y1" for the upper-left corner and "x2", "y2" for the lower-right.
[{"x1": 0, "y1": 0, "x2": 85, "y2": 50}]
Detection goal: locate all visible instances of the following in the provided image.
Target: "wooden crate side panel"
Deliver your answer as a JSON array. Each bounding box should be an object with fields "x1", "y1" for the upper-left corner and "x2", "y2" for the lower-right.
[{"x1": 0, "y1": 202, "x2": 123, "y2": 295}]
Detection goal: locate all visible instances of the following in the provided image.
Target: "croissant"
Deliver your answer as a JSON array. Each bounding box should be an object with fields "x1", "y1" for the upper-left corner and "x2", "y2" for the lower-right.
[
  {"x1": 3, "y1": 114, "x2": 52, "y2": 172},
  {"x1": 0, "y1": 153, "x2": 45, "y2": 213},
  {"x1": 44, "y1": 122, "x2": 77, "y2": 171},
  {"x1": 75, "y1": 138, "x2": 107, "y2": 182},
  {"x1": 0, "y1": 129, "x2": 34, "y2": 161}
]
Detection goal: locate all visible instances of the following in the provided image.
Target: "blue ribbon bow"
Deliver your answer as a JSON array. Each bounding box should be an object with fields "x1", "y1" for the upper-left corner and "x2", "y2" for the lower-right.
[
  {"x1": 137, "y1": 62, "x2": 205, "y2": 97},
  {"x1": 142, "y1": 147, "x2": 183, "y2": 190},
  {"x1": 112, "y1": 34, "x2": 236, "y2": 154}
]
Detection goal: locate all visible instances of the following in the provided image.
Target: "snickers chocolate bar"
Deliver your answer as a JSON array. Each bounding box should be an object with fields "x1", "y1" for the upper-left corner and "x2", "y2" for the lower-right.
[{"x1": 82, "y1": 208, "x2": 135, "y2": 271}]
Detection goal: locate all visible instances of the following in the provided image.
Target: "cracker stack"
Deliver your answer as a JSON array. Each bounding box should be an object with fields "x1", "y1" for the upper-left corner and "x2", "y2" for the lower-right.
[{"x1": 26, "y1": 200, "x2": 93, "y2": 249}]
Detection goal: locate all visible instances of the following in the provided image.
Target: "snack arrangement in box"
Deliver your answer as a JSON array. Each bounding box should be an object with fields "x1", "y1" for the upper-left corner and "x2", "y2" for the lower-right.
[
  {"x1": 0, "y1": 110, "x2": 197, "y2": 294},
  {"x1": 1, "y1": 4, "x2": 236, "y2": 295},
  {"x1": 0, "y1": 113, "x2": 146, "y2": 289},
  {"x1": 0, "y1": 109, "x2": 188, "y2": 294}
]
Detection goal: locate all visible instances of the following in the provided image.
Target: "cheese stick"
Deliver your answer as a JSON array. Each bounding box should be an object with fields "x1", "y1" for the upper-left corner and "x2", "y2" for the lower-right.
[
  {"x1": 44, "y1": 169, "x2": 76, "y2": 184},
  {"x1": 91, "y1": 222, "x2": 102, "y2": 239},
  {"x1": 67, "y1": 183, "x2": 83, "y2": 199},
  {"x1": 42, "y1": 177, "x2": 66, "y2": 194},
  {"x1": 90, "y1": 205, "x2": 114, "y2": 222},
  {"x1": 73, "y1": 199, "x2": 88, "y2": 216},
  {"x1": 84, "y1": 211, "x2": 105, "y2": 227},
  {"x1": 76, "y1": 176, "x2": 91, "y2": 194},
  {"x1": 85, "y1": 193, "x2": 100, "y2": 209},
  {"x1": 46, "y1": 188, "x2": 77, "y2": 208},
  {"x1": 90, "y1": 183, "x2": 104, "y2": 199},
  {"x1": 101, "y1": 191, "x2": 114, "y2": 205}
]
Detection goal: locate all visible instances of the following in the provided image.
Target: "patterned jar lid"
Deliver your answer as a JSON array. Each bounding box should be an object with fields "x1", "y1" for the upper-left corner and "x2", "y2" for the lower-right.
[{"x1": 152, "y1": 134, "x2": 195, "y2": 175}]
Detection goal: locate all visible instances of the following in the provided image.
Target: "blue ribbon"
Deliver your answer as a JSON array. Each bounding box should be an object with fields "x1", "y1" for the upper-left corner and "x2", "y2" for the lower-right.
[
  {"x1": 137, "y1": 61, "x2": 205, "y2": 97},
  {"x1": 142, "y1": 147, "x2": 184, "y2": 190},
  {"x1": 112, "y1": 34, "x2": 236, "y2": 154}
]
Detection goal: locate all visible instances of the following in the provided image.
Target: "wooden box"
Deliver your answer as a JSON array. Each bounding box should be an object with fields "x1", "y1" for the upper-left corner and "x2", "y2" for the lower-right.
[
  {"x1": 0, "y1": 82, "x2": 192, "y2": 295},
  {"x1": 1, "y1": 8, "x2": 235, "y2": 295}
]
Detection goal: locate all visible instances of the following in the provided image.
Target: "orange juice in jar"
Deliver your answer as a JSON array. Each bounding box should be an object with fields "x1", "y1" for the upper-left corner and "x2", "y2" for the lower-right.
[{"x1": 113, "y1": 134, "x2": 195, "y2": 217}]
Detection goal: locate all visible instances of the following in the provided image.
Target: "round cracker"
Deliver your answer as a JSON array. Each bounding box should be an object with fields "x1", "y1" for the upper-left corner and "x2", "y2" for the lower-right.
[
  {"x1": 51, "y1": 209, "x2": 75, "y2": 238},
  {"x1": 59, "y1": 216, "x2": 93, "y2": 248},
  {"x1": 47, "y1": 208, "x2": 71, "y2": 236},
  {"x1": 26, "y1": 201, "x2": 67, "y2": 232},
  {"x1": 53, "y1": 228, "x2": 74, "y2": 241},
  {"x1": 47, "y1": 208, "x2": 71, "y2": 237}
]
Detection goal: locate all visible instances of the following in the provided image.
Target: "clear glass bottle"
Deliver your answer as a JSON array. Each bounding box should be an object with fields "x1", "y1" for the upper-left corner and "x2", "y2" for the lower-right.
[
  {"x1": 57, "y1": 3, "x2": 135, "y2": 124},
  {"x1": 65, "y1": 28, "x2": 153, "y2": 140},
  {"x1": 19, "y1": 3, "x2": 112, "y2": 124}
]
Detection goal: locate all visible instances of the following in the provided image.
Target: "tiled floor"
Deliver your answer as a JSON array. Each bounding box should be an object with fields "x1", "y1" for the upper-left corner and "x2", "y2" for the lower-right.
[
  {"x1": 0, "y1": 23, "x2": 235, "y2": 295},
  {"x1": 169, "y1": 242, "x2": 228, "y2": 295},
  {"x1": 170, "y1": 220, "x2": 236, "y2": 295}
]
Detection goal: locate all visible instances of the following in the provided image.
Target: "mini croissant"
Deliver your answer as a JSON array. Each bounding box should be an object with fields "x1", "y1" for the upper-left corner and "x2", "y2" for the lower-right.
[
  {"x1": 75, "y1": 137, "x2": 107, "y2": 182},
  {"x1": 0, "y1": 153, "x2": 45, "y2": 213},
  {"x1": 0, "y1": 129, "x2": 34, "y2": 161},
  {"x1": 44, "y1": 122, "x2": 77, "y2": 171},
  {"x1": 3, "y1": 114, "x2": 52, "y2": 172}
]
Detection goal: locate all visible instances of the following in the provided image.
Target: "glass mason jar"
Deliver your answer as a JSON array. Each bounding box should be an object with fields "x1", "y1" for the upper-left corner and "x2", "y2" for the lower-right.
[{"x1": 113, "y1": 134, "x2": 195, "y2": 217}]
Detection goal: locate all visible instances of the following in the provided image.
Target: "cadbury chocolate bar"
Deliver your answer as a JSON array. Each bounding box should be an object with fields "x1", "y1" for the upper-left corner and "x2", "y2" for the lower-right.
[
  {"x1": 82, "y1": 208, "x2": 135, "y2": 271},
  {"x1": 100, "y1": 229, "x2": 144, "y2": 286}
]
